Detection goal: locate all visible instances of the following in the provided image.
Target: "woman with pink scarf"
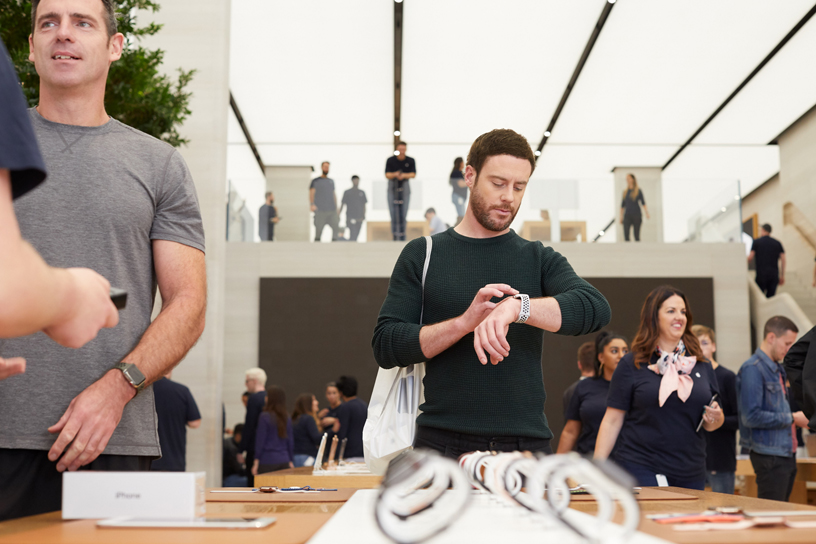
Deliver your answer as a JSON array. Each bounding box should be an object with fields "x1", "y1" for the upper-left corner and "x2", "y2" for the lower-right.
[{"x1": 594, "y1": 285, "x2": 724, "y2": 489}]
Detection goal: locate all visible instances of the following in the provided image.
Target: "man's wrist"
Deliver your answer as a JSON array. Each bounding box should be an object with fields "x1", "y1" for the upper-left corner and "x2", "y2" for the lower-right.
[{"x1": 105, "y1": 368, "x2": 137, "y2": 403}]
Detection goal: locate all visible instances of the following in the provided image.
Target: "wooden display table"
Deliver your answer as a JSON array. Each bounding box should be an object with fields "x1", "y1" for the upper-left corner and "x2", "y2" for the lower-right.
[
  {"x1": 254, "y1": 466, "x2": 382, "y2": 489},
  {"x1": 366, "y1": 221, "x2": 429, "y2": 241}
]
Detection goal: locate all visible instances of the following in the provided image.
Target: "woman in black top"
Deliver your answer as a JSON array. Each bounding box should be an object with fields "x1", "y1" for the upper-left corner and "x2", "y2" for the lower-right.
[
  {"x1": 558, "y1": 332, "x2": 629, "y2": 455},
  {"x1": 620, "y1": 173, "x2": 650, "y2": 242},
  {"x1": 595, "y1": 285, "x2": 724, "y2": 490},
  {"x1": 292, "y1": 393, "x2": 322, "y2": 467},
  {"x1": 449, "y1": 157, "x2": 467, "y2": 226}
]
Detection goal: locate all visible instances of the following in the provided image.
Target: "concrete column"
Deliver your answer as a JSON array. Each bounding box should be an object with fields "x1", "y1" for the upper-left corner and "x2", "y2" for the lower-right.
[
  {"x1": 613, "y1": 166, "x2": 663, "y2": 243},
  {"x1": 142, "y1": 0, "x2": 231, "y2": 486},
  {"x1": 265, "y1": 166, "x2": 314, "y2": 241}
]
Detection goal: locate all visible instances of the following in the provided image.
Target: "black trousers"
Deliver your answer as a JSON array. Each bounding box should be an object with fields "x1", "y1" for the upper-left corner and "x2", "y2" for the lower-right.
[
  {"x1": 750, "y1": 451, "x2": 797, "y2": 502},
  {"x1": 413, "y1": 425, "x2": 552, "y2": 461},
  {"x1": 0, "y1": 449, "x2": 152, "y2": 521},
  {"x1": 622, "y1": 215, "x2": 642, "y2": 242},
  {"x1": 348, "y1": 219, "x2": 363, "y2": 241},
  {"x1": 755, "y1": 274, "x2": 779, "y2": 298}
]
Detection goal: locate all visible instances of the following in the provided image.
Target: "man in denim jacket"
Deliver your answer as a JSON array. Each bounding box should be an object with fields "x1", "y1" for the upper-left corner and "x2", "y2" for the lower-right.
[{"x1": 738, "y1": 316, "x2": 808, "y2": 501}]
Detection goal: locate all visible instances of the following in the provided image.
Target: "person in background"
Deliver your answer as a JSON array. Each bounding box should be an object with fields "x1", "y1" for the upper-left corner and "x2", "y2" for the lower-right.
[
  {"x1": 292, "y1": 393, "x2": 322, "y2": 467},
  {"x1": 223, "y1": 424, "x2": 247, "y2": 487},
  {"x1": 748, "y1": 224, "x2": 785, "y2": 298},
  {"x1": 785, "y1": 325, "x2": 816, "y2": 429},
  {"x1": 449, "y1": 156, "x2": 467, "y2": 226},
  {"x1": 241, "y1": 391, "x2": 250, "y2": 408},
  {"x1": 319, "y1": 382, "x2": 342, "y2": 432},
  {"x1": 737, "y1": 316, "x2": 808, "y2": 501},
  {"x1": 309, "y1": 161, "x2": 339, "y2": 242},
  {"x1": 595, "y1": 285, "x2": 723, "y2": 489},
  {"x1": 620, "y1": 173, "x2": 649, "y2": 242},
  {"x1": 692, "y1": 324, "x2": 738, "y2": 494},
  {"x1": 558, "y1": 332, "x2": 628, "y2": 455},
  {"x1": 241, "y1": 368, "x2": 267, "y2": 475},
  {"x1": 339, "y1": 175, "x2": 367, "y2": 242},
  {"x1": 258, "y1": 191, "x2": 279, "y2": 242},
  {"x1": 562, "y1": 342, "x2": 596, "y2": 420},
  {"x1": 150, "y1": 370, "x2": 201, "y2": 471},
  {"x1": 333, "y1": 376, "x2": 367, "y2": 461},
  {"x1": 252, "y1": 386, "x2": 294, "y2": 478},
  {"x1": 385, "y1": 141, "x2": 416, "y2": 241},
  {"x1": 425, "y1": 208, "x2": 447, "y2": 235}
]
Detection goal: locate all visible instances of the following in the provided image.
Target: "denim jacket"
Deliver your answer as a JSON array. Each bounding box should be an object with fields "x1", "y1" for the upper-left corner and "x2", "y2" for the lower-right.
[{"x1": 737, "y1": 348, "x2": 795, "y2": 457}]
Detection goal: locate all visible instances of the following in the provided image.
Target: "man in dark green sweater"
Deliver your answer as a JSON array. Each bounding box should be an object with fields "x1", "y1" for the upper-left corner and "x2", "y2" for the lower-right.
[{"x1": 372, "y1": 129, "x2": 611, "y2": 458}]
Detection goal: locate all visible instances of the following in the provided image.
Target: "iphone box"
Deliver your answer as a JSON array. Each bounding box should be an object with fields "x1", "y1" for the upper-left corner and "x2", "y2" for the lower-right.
[{"x1": 62, "y1": 471, "x2": 206, "y2": 519}]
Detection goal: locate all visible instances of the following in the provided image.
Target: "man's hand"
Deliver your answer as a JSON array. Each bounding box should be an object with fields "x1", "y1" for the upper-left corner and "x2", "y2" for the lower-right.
[
  {"x1": 310, "y1": 204, "x2": 317, "y2": 212},
  {"x1": 793, "y1": 411, "x2": 809, "y2": 428},
  {"x1": 779, "y1": 276, "x2": 786, "y2": 286},
  {"x1": 43, "y1": 268, "x2": 119, "y2": 349},
  {"x1": 0, "y1": 357, "x2": 25, "y2": 381},
  {"x1": 473, "y1": 297, "x2": 520, "y2": 365},
  {"x1": 47, "y1": 369, "x2": 135, "y2": 471},
  {"x1": 458, "y1": 284, "x2": 518, "y2": 334}
]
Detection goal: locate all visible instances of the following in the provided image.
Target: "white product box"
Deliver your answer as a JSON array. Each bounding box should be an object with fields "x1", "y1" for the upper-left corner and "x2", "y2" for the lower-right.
[{"x1": 62, "y1": 471, "x2": 206, "y2": 520}]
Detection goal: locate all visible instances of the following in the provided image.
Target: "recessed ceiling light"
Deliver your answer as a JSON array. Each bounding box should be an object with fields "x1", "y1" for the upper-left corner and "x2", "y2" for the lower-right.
[
  {"x1": 599, "y1": 230, "x2": 605, "y2": 236},
  {"x1": 720, "y1": 207, "x2": 727, "y2": 213},
  {"x1": 393, "y1": 150, "x2": 400, "y2": 156},
  {"x1": 534, "y1": 150, "x2": 541, "y2": 156},
  {"x1": 394, "y1": 130, "x2": 401, "y2": 136},
  {"x1": 544, "y1": 131, "x2": 551, "y2": 137},
  {"x1": 608, "y1": 0, "x2": 616, "y2": 4}
]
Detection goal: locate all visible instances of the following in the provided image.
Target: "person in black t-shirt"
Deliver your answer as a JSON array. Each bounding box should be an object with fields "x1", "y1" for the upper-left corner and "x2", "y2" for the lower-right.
[
  {"x1": 258, "y1": 191, "x2": 279, "y2": 241},
  {"x1": 150, "y1": 372, "x2": 202, "y2": 471},
  {"x1": 450, "y1": 157, "x2": 467, "y2": 226},
  {"x1": 0, "y1": 37, "x2": 117, "y2": 379},
  {"x1": 748, "y1": 224, "x2": 785, "y2": 297},
  {"x1": 338, "y1": 176, "x2": 367, "y2": 242},
  {"x1": 223, "y1": 424, "x2": 247, "y2": 486},
  {"x1": 385, "y1": 141, "x2": 416, "y2": 241},
  {"x1": 692, "y1": 324, "x2": 738, "y2": 494},
  {"x1": 240, "y1": 368, "x2": 267, "y2": 473},
  {"x1": 558, "y1": 332, "x2": 629, "y2": 456},
  {"x1": 333, "y1": 376, "x2": 367, "y2": 460},
  {"x1": 619, "y1": 173, "x2": 650, "y2": 242},
  {"x1": 595, "y1": 285, "x2": 723, "y2": 490},
  {"x1": 562, "y1": 342, "x2": 596, "y2": 422}
]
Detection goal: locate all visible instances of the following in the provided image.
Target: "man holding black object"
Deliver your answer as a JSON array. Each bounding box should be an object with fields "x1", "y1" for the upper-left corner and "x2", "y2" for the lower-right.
[
  {"x1": 385, "y1": 141, "x2": 416, "y2": 241},
  {"x1": 0, "y1": 36, "x2": 118, "y2": 381},
  {"x1": 373, "y1": 129, "x2": 611, "y2": 459},
  {"x1": 0, "y1": 0, "x2": 206, "y2": 521}
]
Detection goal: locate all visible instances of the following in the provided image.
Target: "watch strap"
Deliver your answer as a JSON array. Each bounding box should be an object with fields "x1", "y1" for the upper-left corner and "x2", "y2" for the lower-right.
[
  {"x1": 114, "y1": 362, "x2": 146, "y2": 393},
  {"x1": 513, "y1": 294, "x2": 530, "y2": 324}
]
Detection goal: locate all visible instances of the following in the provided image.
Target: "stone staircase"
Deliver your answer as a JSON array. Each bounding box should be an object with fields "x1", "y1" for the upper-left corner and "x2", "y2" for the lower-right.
[{"x1": 777, "y1": 270, "x2": 816, "y2": 325}]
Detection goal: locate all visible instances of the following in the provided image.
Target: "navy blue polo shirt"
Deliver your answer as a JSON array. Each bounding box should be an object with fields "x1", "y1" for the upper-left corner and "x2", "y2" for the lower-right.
[
  {"x1": 608, "y1": 351, "x2": 720, "y2": 481},
  {"x1": 150, "y1": 378, "x2": 201, "y2": 471},
  {"x1": 565, "y1": 376, "x2": 612, "y2": 455}
]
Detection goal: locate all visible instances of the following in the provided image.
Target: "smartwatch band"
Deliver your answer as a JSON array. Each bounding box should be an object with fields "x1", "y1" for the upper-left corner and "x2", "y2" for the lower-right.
[{"x1": 513, "y1": 294, "x2": 530, "y2": 324}]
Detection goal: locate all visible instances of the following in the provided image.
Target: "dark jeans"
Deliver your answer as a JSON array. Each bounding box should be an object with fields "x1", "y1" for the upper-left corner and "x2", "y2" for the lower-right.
[
  {"x1": 622, "y1": 215, "x2": 642, "y2": 242},
  {"x1": 750, "y1": 451, "x2": 797, "y2": 501},
  {"x1": 706, "y1": 470, "x2": 735, "y2": 494},
  {"x1": 387, "y1": 181, "x2": 410, "y2": 241},
  {"x1": 348, "y1": 218, "x2": 363, "y2": 241},
  {"x1": 413, "y1": 425, "x2": 552, "y2": 460},
  {"x1": 616, "y1": 460, "x2": 705, "y2": 490},
  {"x1": 0, "y1": 448, "x2": 152, "y2": 521},
  {"x1": 755, "y1": 274, "x2": 779, "y2": 298},
  {"x1": 314, "y1": 210, "x2": 339, "y2": 241}
]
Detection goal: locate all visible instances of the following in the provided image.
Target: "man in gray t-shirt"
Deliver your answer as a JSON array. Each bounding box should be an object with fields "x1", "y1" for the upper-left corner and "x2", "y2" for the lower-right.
[
  {"x1": 309, "y1": 161, "x2": 339, "y2": 241},
  {"x1": 0, "y1": 1, "x2": 207, "y2": 521}
]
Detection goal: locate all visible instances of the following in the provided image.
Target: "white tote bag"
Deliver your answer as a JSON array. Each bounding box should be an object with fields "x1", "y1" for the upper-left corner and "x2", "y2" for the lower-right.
[{"x1": 363, "y1": 236, "x2": 432, "y2": 475}]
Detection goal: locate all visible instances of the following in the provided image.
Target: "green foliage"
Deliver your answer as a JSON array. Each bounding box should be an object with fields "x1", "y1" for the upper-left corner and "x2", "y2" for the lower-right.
[{"x1": 0, "y1": 0, "x2": 194, "y2": 147}]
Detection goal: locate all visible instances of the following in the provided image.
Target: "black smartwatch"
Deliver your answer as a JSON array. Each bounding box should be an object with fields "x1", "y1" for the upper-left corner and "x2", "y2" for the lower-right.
[{"x1": 114, "y1": 362, "x2": 146, "y2": 394}]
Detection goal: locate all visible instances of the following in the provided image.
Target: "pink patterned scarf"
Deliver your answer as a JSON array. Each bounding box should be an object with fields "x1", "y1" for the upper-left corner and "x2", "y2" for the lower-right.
[{"x1": 647, "y1": 340, "x2": 697, "y2": 407}]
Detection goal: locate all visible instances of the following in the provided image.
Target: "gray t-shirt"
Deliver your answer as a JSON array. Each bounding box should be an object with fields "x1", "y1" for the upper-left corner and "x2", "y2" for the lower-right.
[
  {"x1": 309, "y1": 177, "x2": 335, "y2": 212},
  {"x1": 0, "y1": 110, "x2": 205, "y2": 457}
]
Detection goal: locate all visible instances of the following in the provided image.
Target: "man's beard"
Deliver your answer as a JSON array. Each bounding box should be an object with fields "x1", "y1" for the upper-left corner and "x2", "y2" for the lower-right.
[{"x1": 469, "y1": 184, "x2": 518, "y2": 232}]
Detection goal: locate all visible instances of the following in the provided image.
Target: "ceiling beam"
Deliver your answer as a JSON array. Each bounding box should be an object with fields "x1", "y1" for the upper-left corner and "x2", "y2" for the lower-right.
[
  {"x1": 393, "y1": 1, "x2": 404, "y2": 148},
  {"x1": 535, "y1": 1, "x2": 616, "y2": 162},
  {"x1": 229, "y1": 91, "x2": 265, "y2": 175},
  {"x1": 662, "y1": 3, "x2": 816, "y2": 170}
]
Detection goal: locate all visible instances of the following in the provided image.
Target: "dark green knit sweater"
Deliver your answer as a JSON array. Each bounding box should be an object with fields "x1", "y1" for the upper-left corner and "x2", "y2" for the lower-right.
[{"x1": 371, "y1": 229, "x2": 611, "y2": 439}]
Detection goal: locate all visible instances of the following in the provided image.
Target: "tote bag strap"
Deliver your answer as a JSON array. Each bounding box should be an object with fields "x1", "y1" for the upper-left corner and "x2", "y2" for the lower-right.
[{"x1": 420, "y1": 236, "x2": 432, "y2": 325}]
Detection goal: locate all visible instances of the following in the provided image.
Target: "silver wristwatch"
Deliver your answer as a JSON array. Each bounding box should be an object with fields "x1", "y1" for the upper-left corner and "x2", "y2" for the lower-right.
[
  {"x1": 114, "y1": 362, "x2": 146, "y2": 393},
  {"x1": 513, "y1": 294, "x2": 530, "y2": 324}
]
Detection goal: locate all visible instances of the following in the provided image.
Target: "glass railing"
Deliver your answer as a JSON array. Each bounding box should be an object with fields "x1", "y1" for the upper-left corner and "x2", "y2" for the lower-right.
[{"x1": 684, "y1": 180, "x2": 743, "y2": 244}]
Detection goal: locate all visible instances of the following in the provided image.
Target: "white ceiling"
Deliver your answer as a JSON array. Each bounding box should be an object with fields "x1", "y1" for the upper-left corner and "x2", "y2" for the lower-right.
[{"x1": 227, "y1": 0, "x2": 816, "y2": 239}]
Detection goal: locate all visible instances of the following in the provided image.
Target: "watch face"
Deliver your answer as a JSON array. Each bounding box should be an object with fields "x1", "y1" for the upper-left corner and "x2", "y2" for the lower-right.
[{"x1": 124, "y1": 365, "x2": 146, "y2": 386}]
